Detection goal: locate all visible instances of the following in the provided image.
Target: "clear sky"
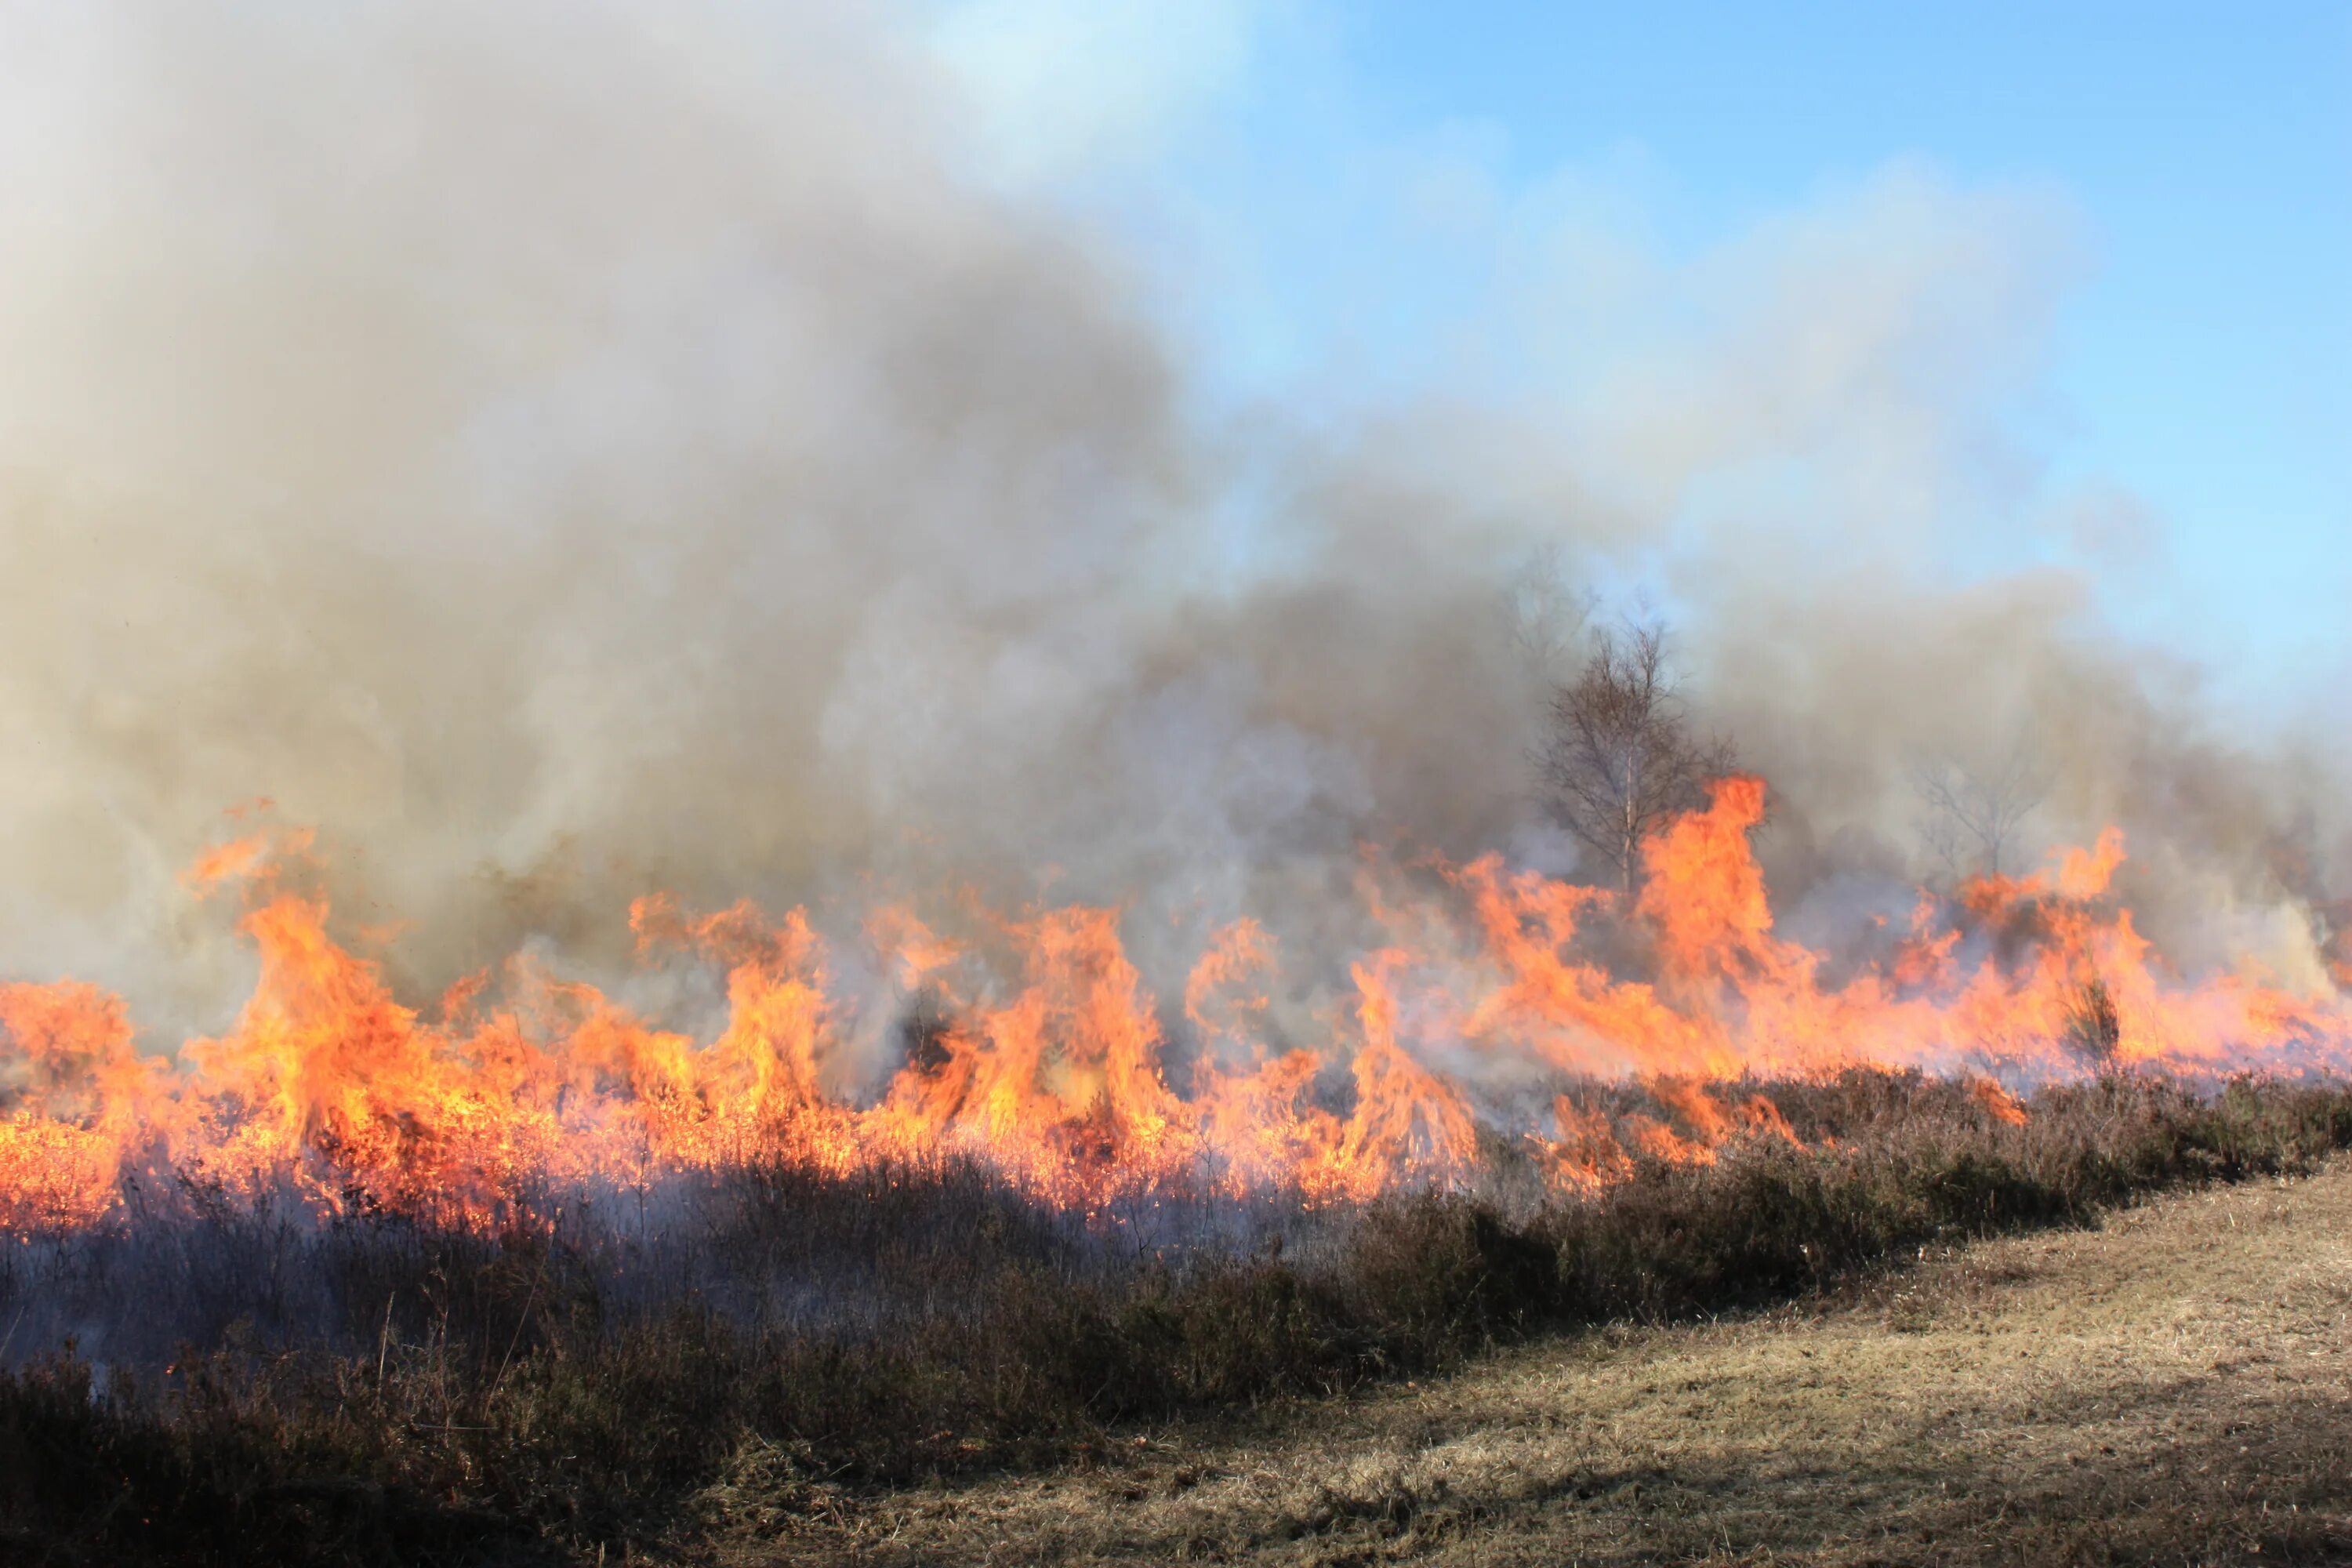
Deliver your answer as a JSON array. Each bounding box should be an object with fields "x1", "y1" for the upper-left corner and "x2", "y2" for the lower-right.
[{"x1": 935, "y1": 1, "x2": 2350, "y2": 716}]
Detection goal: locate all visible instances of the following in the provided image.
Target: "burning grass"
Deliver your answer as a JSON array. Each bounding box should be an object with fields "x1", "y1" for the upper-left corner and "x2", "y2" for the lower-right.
[
  {"x1": 6, "y1": 781, "x2": 2351, "y2": 1245},
  {"x1": 3, "y1": 1069, "x2": 2349, "y2": 1566},
  {"x1": 4, "y1": 786, "x2": 2350, "y2": 1562}
]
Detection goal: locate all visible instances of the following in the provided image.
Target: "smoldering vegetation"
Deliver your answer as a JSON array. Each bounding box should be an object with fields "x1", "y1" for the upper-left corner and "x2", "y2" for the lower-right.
[{"x1": 3, "y1": 1069, "x2": 2349, "y2": 1566}]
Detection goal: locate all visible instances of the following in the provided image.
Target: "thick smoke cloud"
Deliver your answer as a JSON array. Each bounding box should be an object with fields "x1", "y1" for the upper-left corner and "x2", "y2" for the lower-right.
[
  {"x1": 0, "y1": 1, "x2": 1205, "y2": 1017},
  {"x1": 0, "y1": 2, "x2": 2339, "y2": 1037}
]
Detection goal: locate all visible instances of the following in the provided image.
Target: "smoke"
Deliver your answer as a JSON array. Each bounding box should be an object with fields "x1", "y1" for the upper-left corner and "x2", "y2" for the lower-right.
[
  {"x1": 0, "y1": 2, "x2": 2339, "y2": 1036},
  {"x1": 0, "y1": 0, "x2": 1203, "y2": 1016}
]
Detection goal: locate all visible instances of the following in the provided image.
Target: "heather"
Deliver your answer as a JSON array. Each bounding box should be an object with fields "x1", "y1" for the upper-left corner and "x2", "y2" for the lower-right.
[{"x1": 4, "y1": 1069, "x2": 2346, "y2": 1566}]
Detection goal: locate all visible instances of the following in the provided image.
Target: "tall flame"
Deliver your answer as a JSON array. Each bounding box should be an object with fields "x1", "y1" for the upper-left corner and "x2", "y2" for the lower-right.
[{"x1": 3, "y1": 779, "x2": 2345, "y2": 1233}]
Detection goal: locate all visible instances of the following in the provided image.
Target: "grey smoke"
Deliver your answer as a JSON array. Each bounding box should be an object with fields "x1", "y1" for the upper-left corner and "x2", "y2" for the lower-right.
[{"x1": 0, "y1": 1, "x2": 2339, "y2": 1049}]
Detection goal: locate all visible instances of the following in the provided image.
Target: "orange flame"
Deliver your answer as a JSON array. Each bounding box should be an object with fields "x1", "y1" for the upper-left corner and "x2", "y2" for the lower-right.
[{"x1": 2, "y1": 777, "x2": 2345, "y2": 1232}]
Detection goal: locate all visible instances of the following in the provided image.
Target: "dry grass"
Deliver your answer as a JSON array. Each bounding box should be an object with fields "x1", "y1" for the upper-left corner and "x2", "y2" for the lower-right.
[
  {"x1": 735, "y1": 1161, "x2": 2352, "y2": 1566},
  {"x1": 3, "y1": 1073, "x2": 2348, "y2": 1566}
]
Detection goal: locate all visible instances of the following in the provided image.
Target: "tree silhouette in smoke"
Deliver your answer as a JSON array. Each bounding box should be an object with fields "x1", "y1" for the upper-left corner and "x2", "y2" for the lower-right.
[
  {"x1": 1912, "y1": 741, "x2": 2051, "y2": 880},
  {"x1": 1539, "y1": 621, "x2": 1737, "y2": 897}
]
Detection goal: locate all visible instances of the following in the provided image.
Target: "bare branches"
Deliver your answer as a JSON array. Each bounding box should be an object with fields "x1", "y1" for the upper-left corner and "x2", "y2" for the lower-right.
[
  {"x1": 1538, "y1": 621, "x2": 1735, "y2": 895},
  {"x1": 1502, "y1": 544, "x2": 1593, "y2": 687},
  {"x1": 1912, "y1": 740, "x2": 2050, "y2": 880}
]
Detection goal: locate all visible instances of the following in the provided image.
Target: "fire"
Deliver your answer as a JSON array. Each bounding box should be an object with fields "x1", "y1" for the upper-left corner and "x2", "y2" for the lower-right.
[{"x1": 2, "y1": 780, "x2": 2346, "y2": 1233}]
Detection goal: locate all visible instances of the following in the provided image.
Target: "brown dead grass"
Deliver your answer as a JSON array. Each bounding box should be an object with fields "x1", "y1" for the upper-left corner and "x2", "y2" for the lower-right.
[{"x1": 716, "y1": 1161, "x2": 2352, "y2": 1566}]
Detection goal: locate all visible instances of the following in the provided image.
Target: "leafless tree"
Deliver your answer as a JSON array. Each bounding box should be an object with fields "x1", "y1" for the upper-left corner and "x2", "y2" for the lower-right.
[
  {"x1": 1912, "y1": 740, "x2": 2050, "y2": 880},
  {"x1": 1539, "y1": 620, "x2": 1736, "y2": 896},
  {"x1": 1501, "y1": 543, "x2": 1592, "y2": 688}
]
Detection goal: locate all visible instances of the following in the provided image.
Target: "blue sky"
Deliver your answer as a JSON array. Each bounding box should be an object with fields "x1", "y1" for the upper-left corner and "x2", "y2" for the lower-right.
[
  {"x1": 1332, "y1": 4, "x2": 2350, "y2": 673},
  {"x1": 935, "y1": 2, "x2": 2349, "y2": 717}
]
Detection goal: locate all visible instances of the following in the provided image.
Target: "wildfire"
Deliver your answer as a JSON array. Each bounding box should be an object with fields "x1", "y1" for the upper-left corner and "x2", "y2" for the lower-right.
[{"x1": 2, "y1": 779, "x2": 2346, "y2": 1234}]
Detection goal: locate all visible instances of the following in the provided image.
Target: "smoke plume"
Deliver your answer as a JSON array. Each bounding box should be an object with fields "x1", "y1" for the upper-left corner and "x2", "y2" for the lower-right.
[{"x1": 0, "y1": 0, "x2": 2340, "y2": 1042}]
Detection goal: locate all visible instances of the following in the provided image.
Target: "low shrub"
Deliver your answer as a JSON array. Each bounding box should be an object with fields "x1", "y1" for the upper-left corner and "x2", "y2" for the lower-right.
[{"x1": 2, "y1": 1071, "x2": 2346, "y2": 1566}]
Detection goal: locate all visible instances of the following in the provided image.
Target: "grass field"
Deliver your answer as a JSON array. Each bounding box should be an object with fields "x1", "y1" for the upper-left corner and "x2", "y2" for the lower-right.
[
  {"x1": 755, "y1": 1158, "x2": 2352, "y2": 1566},
  {"x1": 3, "y1": 1072, "x2": 2349, "y2": 1566}
]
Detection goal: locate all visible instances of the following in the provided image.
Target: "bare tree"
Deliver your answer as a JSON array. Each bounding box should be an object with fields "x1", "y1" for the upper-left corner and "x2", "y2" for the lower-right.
[
  {"x1": 1501, "y1": 543, "x2": 1592, "y2": 688},
  {"x1": 1539, "y1": 621, "x2": 1736, "y2": 896},
  {"x1": 1912, "y1": 741, "x2": 2049, "y2": 880}
]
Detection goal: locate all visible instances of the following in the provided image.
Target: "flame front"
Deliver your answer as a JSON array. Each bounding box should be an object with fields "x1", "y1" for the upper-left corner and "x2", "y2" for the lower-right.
[{"x1": 4, "y1": 779, "x2": 2347, "y2": 1233}]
